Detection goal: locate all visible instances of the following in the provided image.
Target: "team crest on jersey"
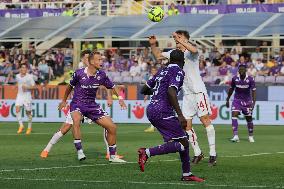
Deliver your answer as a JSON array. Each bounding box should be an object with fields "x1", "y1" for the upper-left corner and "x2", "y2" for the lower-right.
[{"x1": 97, "y1": 76, "x2": 101, "y2": 80}]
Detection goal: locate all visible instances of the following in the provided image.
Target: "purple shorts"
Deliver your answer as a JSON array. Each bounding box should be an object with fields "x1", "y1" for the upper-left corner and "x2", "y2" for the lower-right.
[
  {"x1": 232, "y1": 100, "x2": 253, "y2": 116},
  {"x1": 147, "y1": 106, "x2": 187, "y2": 142},
  {"x1": 70, "y1": 102, "x2": 108, "y2": 122}
]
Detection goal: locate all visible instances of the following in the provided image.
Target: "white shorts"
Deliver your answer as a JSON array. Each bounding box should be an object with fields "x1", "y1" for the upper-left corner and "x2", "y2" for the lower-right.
[
  {"x1": 15, "y1": 95, "x2": 32, "y2": 111},
  {"x1": 65, "y1": 112, "x2": 93, "y2": 125},
  {"x1": 182, "y1": 92, "x2": 212, "y2": 119}
]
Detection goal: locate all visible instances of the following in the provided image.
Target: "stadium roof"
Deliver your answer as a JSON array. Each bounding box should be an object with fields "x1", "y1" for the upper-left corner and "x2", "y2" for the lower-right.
[{"x1": 0, "y1": 12, "x2": 284, "y2": 42}]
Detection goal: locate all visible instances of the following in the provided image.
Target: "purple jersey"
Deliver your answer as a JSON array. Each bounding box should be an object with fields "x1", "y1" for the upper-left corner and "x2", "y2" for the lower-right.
[
  {"x1": 231, "y1": 75, "x2": 256, "y2": 102},
  {"x1": 70, "y1": 67, "x2": 114, "y2": 106},
  {"x1": 146, "y1": 64, "x2": 185, "y2": 118}
]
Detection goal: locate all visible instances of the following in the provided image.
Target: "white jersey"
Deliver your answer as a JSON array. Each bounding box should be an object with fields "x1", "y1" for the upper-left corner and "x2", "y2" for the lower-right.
[
  {"x1": 162, "y1": 49, "x2": 207, "y2": 94},
  {"x1": 16, "y1": 73, "x2": 35, "y2": 98}
]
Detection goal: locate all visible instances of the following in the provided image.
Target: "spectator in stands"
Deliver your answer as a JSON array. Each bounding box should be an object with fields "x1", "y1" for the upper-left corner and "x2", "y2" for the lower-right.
[
  {"x1": 218, "y1": 42, "x2": 225, "y2": 55},
  {"x1": 254, "y1": 58, "x2": 264, "y2": 71},
  {"x1": 28, "y1": 52, "x2": 38, "y2": 67},
  {"x1": 54, "y1": 48, "x2": 65, "y2": 77},
  {"x1": 209, "y1": 47, "x2": 218, "y2": 62},
  {"x1": 129, "y1": 60, "x2": 141, "y2": 77},
  {"x1": 62, "y1": 4, "x2": 73, "y2": 16},
  {"x1": 38, "y1": 58, "x2": 51, "y2": 84},
  {"x1": 0, "y1": 61, "x2": 12, "y2": 84},
  {"x1": 247, "y1": 64, "x2": 257, "y2": 77},
  {"x1": 238, "y1": 56, "x2": 247, "y2": 65},
  {"x1": 200, "y1": 47, "x2": 209, "y2": 59},
  {"x1": 230, "y1": 49, "x2": 239, "y2": 62},
  {"x1": 229, "y1": 61, "x2": 238, "y2": 76},
  {"x1": 269, "y1": 61, "x2": 281, "y2": 76},
  {"x1": 276, "y1": 49, "x2": 284, "y2": 64},
  {"x1": 258, "y1": 62, "x2": 270, "y2": 76},
  {"x1": 218, "y1": 61, "x2": 229, "y2": 76},
  {"x1": 168, "y1": 3, "x2": 179, "y2": 16},
  {"x1": 82, "y1": 41, "x2": 94, "y2": 51},
  {"x1": 251, "y1": 46, "x2": 263, "y2": 63},
  {"x1": 267, "y1": 57, "x2": 276, "y2": 68},
  {"x1": 110, "y1": 0, "x2": 116, "y2": 14},
  {"x1": 223, "y1": 52, "x2": 234, "y2": 65},
  {"x1": 231, "y1": 42, "x2": 242, "y2": 55}
]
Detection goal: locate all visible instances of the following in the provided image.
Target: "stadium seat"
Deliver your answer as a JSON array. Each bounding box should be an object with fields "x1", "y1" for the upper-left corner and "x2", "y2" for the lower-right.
[
  {"x1": 255, "y1": 75, "x2": 265, "y2": 83},
  {"x1": 276, "y1": 76, "x2": 284, "y2": 85},
  {"x1": 132, "y1": 76, "x2": 142, "y2": 83},
  {"x1": 122, "y1": 76, "x2": 133, "y2": 83},
  {"x1": 113, "y1": 76, "x2": 123, "y2": 83},
  {"x1": 265, "y1": 76, "x2": 276, "y2": 83},
  {"x1": 121, "y1": 71, "x2": 130, "y2": 77},
  {"x1": 108, "y1": 71, "x2": 120, "y2": 77}
]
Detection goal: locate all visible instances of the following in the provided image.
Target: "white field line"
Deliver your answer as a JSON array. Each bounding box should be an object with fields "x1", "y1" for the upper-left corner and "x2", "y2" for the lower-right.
[
  {"x1": 0, "y1": 130, "x2": 142, "y2": 136},
  {"x1": 0, "y1": 152, "x2": 283, "y2": 173},
  {"x1": 0, "y1": 177, "x2": 283, "y2": 188}
]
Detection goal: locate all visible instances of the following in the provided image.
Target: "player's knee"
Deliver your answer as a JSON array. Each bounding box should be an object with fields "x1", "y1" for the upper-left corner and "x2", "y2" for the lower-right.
[
  {"x1": 200, "y1": 115, "x2": 211, "y2": 127},
  {"x1": 246, "y1": 116, "x2": 253, "y2": 122},
  {"x1": 178, "y1": 138, "x2": 189, "y2": 148},
  {"x1": 106, "y1": 124, "x2": 117, "y2": 134}
]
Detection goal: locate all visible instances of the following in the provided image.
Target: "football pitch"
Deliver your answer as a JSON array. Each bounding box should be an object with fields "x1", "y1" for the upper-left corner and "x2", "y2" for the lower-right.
[{"x1": 0, "y1": 122, "x2": 283, "y2": 189}]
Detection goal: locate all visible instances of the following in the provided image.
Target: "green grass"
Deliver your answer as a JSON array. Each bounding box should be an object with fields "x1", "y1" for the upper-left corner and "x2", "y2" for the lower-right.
[{"x1": 0, "y1": 122, "x2": 283, "y2": 189}]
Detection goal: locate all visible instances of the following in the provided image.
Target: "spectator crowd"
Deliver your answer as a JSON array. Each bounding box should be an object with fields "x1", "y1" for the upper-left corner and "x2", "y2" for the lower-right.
[{"x1": 1, "y1": 42, "x2": 284, "y2": 86}]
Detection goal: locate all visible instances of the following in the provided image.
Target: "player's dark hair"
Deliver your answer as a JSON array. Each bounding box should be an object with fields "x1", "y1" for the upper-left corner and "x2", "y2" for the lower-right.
[
  {"x1": 81, "y1": 49, "x2": 92, "y2": 57},
  {"x1": 175, "y1": 30, "x2": 190, "y2": 40},
  {"x1": 170, "y1": 49, "x2": 185, "y2": 69},
  {"x1": 88, "y1": 51, "x2": 101, "y2": 62}
]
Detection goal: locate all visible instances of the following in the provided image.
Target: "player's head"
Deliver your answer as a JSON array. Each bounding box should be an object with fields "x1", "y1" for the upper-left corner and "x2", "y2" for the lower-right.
[
  {"x1": 170, "y1": 49, "x2": 185, "y2": 69},
  {"x1": 175, "y1": 30, "x2": 189, "y2": 51},
  {"x1": 81, "y1": 49, "x2": 92, "y2": 66},
  {"x1": 20, "y1": 63, "x2": 28, "y2": 75},
  {"x1": 238, "y1": 64, "x2": 247, "y2": 76},
  {"x1": 88, "y1": 51, "x2": 103, "y2": 69}
]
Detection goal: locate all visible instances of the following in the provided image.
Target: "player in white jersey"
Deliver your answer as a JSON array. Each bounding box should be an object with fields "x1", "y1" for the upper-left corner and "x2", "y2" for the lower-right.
[
  {"x1": 16, "y1": 64, "x2": 36, "y2": 135},
  {"x1": 40, "y1": 50, "x2": 123, "y2": 160},
  {"x1": 149, "y1": 31, "x2": 217, "y2": 166}
]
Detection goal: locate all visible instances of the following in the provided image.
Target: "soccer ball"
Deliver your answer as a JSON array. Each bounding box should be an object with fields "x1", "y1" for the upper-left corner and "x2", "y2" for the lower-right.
[{"x1": 148, "y1": 6, "x2": 164, "y2": 22}]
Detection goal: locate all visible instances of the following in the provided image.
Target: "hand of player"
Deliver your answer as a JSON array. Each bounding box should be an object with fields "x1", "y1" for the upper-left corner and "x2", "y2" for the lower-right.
[
  {"x1": 226, "y1": 100, "x2": 230, "y2": 108},
  {"x1": 107, "y1": 98, "x2": 113, "y2": 107},
  {"x1": 58, "y1": 101, "x2": 67, "y2": 110},
  {"x1": 148, "y1": 35, "x2": 157, "y2": 46},
  {"x1": 172, "y1": 32, "x2": 181, "y2": 43},
  {"x1": 178, "y1": 114, "x2": 187, "y2": 130},
  {"x1": 144, "y1": 95, "x2": 148, "y2": 103},
  {"x1": 119, "y1": 99, "x2": 127, "y2": 110}
]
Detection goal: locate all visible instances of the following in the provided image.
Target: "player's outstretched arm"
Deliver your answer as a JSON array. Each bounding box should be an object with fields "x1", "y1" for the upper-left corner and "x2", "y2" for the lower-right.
[
  {"x1": 226, "y1": 88, "x2": 234, "y2": 108},
  {"x1": 149, "y1": 36, "x2": 164, "y2": 60},
  {"x1": 58, "y1": 85, "x2": 73, "y2": 110},
  {"x1": 112, "y1": 85, "x2": 126, "y2": 109},
  {"x1": 172, "y1": 32, "x2": 197, "y2": 54},
  {"x1": 106, "y1": 88, "x2": 113, "y2": 107},
  {"x1": 140, "y1": 85, "x2": 153, "y2": 95},
  {"x1": 167, "y1": 86, "x2": 187, "y2": 129}
]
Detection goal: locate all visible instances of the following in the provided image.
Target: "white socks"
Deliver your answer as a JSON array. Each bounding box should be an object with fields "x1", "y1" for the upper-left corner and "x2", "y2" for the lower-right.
[
  {"x1": 103, "y1": 129, "x2": 109, "y2": 154},
  {"x1": 186, "y1": 129, "x2": 202, "y2": 156},
  {"x1": 44, "y1": 131, "x2": 64, "y2": 152},
  {"x1": 16, "y1": 112, "x2": 23, "y2": 127},
  {"x1": 28, "y1": 114, "x2": 32, "y2": 129},
  {"x1": 206, "y1": 125, "x2": 216, "y2": 156}
]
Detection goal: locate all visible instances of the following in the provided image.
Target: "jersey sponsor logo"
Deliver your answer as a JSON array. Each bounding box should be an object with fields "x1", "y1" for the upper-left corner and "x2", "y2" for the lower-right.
[
  {"x1": 81, "y1": 84, "x2": 100, "y2": 89},
  {"x1": 236, "y1": 84, "x2": 249, "y2": 88}
]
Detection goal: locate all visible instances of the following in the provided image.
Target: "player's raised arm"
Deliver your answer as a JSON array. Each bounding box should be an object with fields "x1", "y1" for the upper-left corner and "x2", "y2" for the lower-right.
[
  {"x1": 149, "y1": 35, "x2": 164, "y2": 60},
  {"x1": 173, "y1": 32, "x2": 197, "y2": 54}
]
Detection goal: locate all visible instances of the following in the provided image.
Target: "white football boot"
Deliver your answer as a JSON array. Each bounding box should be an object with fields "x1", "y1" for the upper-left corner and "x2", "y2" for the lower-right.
[
  {"x1": 248, "y1": 136, "x2": 255, "y2": 143},
  {"x1": 230, "y1": 135, "x2": 240, "y2": 143}
]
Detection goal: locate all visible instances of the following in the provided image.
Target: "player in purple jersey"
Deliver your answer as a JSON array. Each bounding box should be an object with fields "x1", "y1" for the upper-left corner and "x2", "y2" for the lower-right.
[
  {"x1": 138, "y1": 49, "x2": 204, "y2": 182},
  {"x1": 58, "y1": 52, "x2": 127, "y2": 163},
  {"x1": 226, "y1": 64, "x2": 256, "y2": 143}
]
